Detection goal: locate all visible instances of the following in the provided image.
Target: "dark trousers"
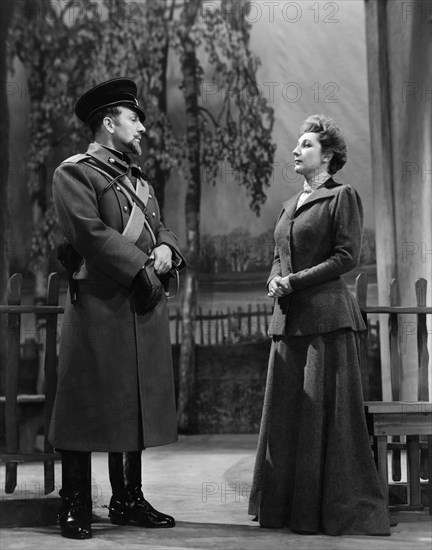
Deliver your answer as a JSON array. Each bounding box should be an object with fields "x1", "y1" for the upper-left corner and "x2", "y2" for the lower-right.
[
  {"x1": 60, "y1": 450, "x2": 91, "y2": 495},
  {"x1": 59, "y1": 449, "x2": 92, "y2": 517},
  {"x1": 108, "y1": 451, "x2": 142, "y2": 499},
  {"x1": 60, "y1": 450, "x2": 142, "y2": 504}
]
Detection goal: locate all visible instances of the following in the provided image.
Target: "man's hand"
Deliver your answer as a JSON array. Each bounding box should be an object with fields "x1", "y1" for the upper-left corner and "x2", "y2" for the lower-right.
[
  {"x1": 150, "y1": 244, "x2": 172, "y2": 275},
  {"x1": 267, "y1": 275, "x2": 293, "y2": 298}
]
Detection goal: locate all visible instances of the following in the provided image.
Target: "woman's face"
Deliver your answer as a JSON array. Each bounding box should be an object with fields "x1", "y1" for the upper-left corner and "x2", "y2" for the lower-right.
[{"x1": 292, "y1": 132, "x2": 329, "y2": 179}]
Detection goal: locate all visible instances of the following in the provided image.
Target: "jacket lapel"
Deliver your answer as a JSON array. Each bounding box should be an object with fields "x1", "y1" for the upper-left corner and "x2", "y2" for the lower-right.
[
  {"x1": 281, "y1": 191, "x2": 302, "y2": 219},
  {"x1": 288, "y1": 178, "x2": 342, "y2": 217}
]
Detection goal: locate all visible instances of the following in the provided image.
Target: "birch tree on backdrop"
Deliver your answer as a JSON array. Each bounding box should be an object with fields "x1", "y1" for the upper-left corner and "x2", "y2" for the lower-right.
[{"x1": 169, "y1": 0, "x2": 276, "y2": 428}]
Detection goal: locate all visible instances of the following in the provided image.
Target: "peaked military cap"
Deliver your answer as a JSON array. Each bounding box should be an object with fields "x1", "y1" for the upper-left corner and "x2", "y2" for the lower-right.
[{"x1": 75, "y1": 77, "x2": 145, "y2": 124}]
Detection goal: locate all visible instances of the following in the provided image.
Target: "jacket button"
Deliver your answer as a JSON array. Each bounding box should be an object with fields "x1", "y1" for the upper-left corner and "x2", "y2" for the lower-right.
[
  {"x1": 116, "y1": 186, "x2": 121, "y2": 191},
  {"x1": 152, "y1": 212, "x2": 156, "y2": 217},
  {"x1": 149, "y1": 195, "x2": 152, "y2": 200},
  {"x1": 123, "y1": 205, "x2": 128, "y2": 212}
]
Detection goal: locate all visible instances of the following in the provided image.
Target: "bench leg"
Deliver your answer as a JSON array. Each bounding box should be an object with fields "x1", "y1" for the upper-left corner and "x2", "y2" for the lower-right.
[
  {"x1": 428, "y1": 436, "x2": 432, "y2": 515},
  {"x1": 407, "y1": 435, "x2": 421, "y2": 507},
  {"x1": 376, "y1": 435, "x2": 389, "y2": 508}
]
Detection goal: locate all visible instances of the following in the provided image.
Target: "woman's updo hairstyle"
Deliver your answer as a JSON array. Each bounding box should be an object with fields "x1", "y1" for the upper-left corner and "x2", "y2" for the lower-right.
[{"x1": 299, "y1": 114, "x2": 347, "y2": 175}]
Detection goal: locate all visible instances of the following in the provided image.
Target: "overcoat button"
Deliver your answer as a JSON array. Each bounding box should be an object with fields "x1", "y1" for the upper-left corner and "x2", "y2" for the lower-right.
[
  {"x1": 116, "y1": 186, "x2": 121, "y2": 191},
  {"x1": 123, "y1": 205, "x2": 128, "y2": 212},
  {"x1": 152, "y1": 212, "x2": 156, "y2": 217},
  {"x1": 148, "y1": 195, "x2": 152, "y2": 200}
]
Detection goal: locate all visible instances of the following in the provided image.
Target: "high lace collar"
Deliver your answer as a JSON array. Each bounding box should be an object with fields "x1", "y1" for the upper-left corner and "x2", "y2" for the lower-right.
[{"x1": 303, "y1": 171, "x2": 331, "y2": 193}]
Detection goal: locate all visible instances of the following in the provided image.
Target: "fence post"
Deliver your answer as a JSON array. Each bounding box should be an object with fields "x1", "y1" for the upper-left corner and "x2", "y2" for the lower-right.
[
  {"x1": 220, "y1": 311, "x2": 225, "y2": 344},
  {"x1": 247, "y1": 304, "x2": 252, "y2": 338},
  {"x1": 256, "y1": 304, "x2": 262, "y2": 337},
  {"x1": 215, "y1": 311, "x2": 219, "y2": 344},
  {"x1": 415, "y1": 278, "x2": 429, "y2": 483},
  {"x1": 388, "y1": 278, "x2": 402, "y2": 482},
  {"x1": 236, "y1": 307, "x2": 242, "y2": 341},
  {"x1": 207, "y1": 309, "x2": 212, "y2": 345},
  {"x1": 43, "y1": 273, "x2": 59, "y2": 494},
  {"x1": 355, "y1": 273, "x2": 370, "y2": 400},
  {"x1": 5, "y1": 273, "x2": 22, "y2": 493},
  {"x1": 388, "y1": 279, "x2": 401, "y2": 400},
  {"x1": 415, "y1": 278, "x2": 429, "y2": 401},
  {"x1": 263, "y1": 303, "x2": 269, "y2": 335},
  {"x1": 198, "y1": 306, "x2": 204, "y2": 345},
  {"x1": 227, "y1": 308, "x2": 232, "y2": 344}
]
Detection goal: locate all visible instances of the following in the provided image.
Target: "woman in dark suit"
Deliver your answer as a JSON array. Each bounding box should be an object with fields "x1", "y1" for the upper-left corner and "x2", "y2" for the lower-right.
[{"x1": 248, "y1": 115, "x2": 391, "y2": 536}]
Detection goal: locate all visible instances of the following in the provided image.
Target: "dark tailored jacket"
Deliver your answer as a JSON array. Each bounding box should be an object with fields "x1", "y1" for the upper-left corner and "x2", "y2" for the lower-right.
[
  {"x1": 267, "y1": 179, "x2": 366, "y2": 336},
  {"x1": 48, "y1": 142, "x2": 185, "y2": 452}
]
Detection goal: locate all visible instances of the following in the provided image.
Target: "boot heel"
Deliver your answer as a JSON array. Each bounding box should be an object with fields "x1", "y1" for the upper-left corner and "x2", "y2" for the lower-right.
[{"x1": 108, "y1": 497, "x2": 131, "y2": 525}]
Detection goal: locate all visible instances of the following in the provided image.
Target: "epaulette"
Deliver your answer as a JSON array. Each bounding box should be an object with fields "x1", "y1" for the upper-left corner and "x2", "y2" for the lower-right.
[{"x1": 61, "y1": 153, "x2": 91, "y2": 164}]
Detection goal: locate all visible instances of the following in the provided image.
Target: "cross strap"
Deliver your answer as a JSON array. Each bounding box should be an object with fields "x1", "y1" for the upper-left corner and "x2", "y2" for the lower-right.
[{"x1": 83, "y1": 155, "x2": 150, "y2": 216}]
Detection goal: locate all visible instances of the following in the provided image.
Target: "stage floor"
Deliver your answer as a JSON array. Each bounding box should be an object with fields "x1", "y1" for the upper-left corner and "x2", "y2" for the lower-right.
[{"x1": 1, "y1": 434, "x2": 430, "y2": 550}]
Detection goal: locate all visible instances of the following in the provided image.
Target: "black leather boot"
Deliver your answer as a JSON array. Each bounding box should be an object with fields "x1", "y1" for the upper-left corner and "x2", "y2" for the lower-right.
[
  {"x1": 125, "y1": 486, "x2": 175, "y2": 528},
  {"x1": 58, "y1": 489, "x2": 92, "y2": 539},
  {"x1": 58, "y1": 450, "x2": 92, "y2": 539},
  {"x1": 108, "y1": 451, "x2": 175, "y2": 528}
]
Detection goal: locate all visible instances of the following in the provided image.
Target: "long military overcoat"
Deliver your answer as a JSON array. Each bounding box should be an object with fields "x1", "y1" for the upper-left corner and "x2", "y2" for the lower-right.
[{"x1": 48, "y1": 143, "x2": 185, "y2": 452}]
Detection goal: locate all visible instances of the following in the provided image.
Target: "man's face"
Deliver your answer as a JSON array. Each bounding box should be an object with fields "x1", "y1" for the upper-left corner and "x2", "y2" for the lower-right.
[{"x1": 109, "y1": 106, "x2": 146, "y2": 155}]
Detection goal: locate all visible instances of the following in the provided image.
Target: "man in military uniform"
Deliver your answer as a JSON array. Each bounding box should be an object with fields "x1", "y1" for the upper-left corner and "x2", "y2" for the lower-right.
[{"x1": 49, "y1": 78, "x2": 185, "y2": 539}]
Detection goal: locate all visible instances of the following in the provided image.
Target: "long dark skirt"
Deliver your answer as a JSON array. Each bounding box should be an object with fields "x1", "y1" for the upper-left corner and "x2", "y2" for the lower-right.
[{"x1": 248, "y1": 329, "x2": 391, "y2": 536}]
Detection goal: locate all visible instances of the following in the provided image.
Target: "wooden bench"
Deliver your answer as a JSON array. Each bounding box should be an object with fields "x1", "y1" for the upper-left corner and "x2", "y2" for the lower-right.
[
  {"x1": 365, "y1": 401, "x2": 432, "y2": 512},
  {"x1": 356, "y1": 275, "x2": 431, "y2": 514}
]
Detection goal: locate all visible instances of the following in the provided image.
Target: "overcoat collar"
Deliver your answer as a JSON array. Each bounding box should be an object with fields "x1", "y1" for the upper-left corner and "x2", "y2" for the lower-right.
[{"x1": 281, "y1": 178, "x2": 342, "y2": 217}]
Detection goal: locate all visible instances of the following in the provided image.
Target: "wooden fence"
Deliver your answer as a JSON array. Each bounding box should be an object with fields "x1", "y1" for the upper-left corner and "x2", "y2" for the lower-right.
[
  {"x1": 0, "y1": 273, "x2": 61, "y2": 495},
  {"x1": 0, "y1": 271, "x2": 430, "y2": 503},
  {"x1": 355, "y1": 274, "x2": 430, "y2": 402},
  {"x1": 169, "y1": 304, "x2": 273, "y2": 345}
]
